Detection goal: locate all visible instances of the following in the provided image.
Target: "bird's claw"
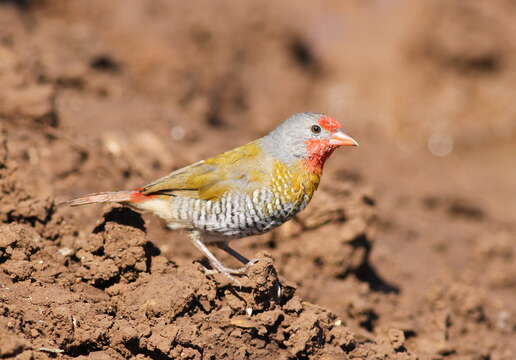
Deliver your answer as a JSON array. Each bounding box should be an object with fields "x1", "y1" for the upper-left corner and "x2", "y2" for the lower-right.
[
  {"x1": 202, "y1": 268, "x2": 219, "y2": 275},
  {"x1": 217, "y1": 258, "x2": 259, "y2": 275},
  {"x1": 201, "y1": 258, "x2": 260, "y2": 286},
  {"x1": 246, "y1": 258, "x2": 260, "y2": 266},
  {"x1": 201, "y1": 267, "x2": 242, "y2": 287}
]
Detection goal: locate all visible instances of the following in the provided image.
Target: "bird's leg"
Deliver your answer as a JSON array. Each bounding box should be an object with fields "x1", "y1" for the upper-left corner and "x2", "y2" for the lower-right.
[
  {"x1": 188, "y1": 231, "x2": 253, "y2": 282},
  {"x1": 217, "y1": 242, "x2": 259, "y2": 270}
]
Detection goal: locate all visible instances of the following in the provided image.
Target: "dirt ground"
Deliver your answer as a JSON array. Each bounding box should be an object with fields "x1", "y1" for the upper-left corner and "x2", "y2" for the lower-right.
[{"x1": 1, "y1": 1, "x2": 515, "y2": 359}]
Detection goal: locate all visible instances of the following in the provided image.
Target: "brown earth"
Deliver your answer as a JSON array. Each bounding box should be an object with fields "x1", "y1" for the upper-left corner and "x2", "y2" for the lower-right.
[{"x1": 1, "y1": 1, "x2": 515, "y2": 359}]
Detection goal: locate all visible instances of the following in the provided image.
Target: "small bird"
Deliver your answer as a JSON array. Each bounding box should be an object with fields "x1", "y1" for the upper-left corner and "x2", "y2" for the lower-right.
[{"x1": 66, "y1": 112, "x2": 358, "y2": 283}]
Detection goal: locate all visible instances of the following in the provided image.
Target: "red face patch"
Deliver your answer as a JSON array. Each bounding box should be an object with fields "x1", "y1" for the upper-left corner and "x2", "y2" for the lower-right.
[
  {"x1": 303, "y1": 138, "x2": 337, "y2": 174},
  {"x1": 318, "y1": 116, "x2": 341, "y2": 133}
]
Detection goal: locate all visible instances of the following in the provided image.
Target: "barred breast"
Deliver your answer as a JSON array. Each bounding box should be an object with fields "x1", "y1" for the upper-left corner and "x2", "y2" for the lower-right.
[{"x1": 169, "y1": 188, "x2": 308, "y2": 239}]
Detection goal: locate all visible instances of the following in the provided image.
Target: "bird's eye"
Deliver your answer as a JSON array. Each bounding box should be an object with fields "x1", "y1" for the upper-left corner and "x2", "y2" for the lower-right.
[{"x1": 311, "y1": 125, "x2": 321, "y2": 134}]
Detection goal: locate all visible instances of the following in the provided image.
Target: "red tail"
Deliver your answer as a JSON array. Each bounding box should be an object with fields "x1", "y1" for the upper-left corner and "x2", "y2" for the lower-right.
[{"x1": 64, "y1": 190, "x2": 136, "y2": 207}]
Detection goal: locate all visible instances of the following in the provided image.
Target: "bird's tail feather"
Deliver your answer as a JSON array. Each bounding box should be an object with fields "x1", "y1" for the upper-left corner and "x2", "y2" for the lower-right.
[{"x1": 63, "y1": 190, "x2": 135, "y2": 207}]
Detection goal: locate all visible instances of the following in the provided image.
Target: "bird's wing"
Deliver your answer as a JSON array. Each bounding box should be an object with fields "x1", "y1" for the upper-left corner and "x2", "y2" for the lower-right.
[{"x1": 141, "y1": 141, "x2": 270, "y2": 201}]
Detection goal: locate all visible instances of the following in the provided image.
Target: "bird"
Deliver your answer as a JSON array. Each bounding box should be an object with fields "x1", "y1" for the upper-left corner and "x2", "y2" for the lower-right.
[{"x1": 65, "y1": 112, "x2": 358, "y2": 283}]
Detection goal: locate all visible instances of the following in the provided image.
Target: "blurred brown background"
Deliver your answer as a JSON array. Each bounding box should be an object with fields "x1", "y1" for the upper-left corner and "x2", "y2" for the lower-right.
[{"x1": 1, "y1": 1, "x2": 515, "y2": 359}]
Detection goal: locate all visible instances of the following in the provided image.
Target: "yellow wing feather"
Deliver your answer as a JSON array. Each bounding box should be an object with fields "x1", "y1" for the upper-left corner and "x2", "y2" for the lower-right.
[{"x1": 142, "y1": 141, "x2": 269, "y2": 201}]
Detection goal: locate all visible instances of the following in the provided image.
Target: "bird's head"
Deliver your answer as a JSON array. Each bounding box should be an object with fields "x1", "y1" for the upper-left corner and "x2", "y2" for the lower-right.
[{"x1": 261, "y1": 112, "x2": 358, "y2": 173}]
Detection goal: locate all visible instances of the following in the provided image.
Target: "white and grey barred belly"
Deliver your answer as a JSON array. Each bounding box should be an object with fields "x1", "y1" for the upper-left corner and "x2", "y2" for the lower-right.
[{"x1": 169, "y1": 188, "x2": 311, "y2": 239}]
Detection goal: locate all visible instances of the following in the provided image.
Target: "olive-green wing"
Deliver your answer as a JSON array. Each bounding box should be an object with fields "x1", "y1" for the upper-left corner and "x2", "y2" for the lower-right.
[{"x1": 141, "y1": 141, "x2": 269, "y2": 201}]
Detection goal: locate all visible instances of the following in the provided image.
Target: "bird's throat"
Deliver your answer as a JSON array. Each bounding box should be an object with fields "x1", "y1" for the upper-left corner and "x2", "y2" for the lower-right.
[{"x1": 303, "y1": 139, "x2": 336, "y2": 174}]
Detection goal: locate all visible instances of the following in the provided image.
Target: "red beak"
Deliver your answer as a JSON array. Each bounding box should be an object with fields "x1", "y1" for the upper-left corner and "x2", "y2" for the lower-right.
[{"x1": 329, "y1": 131, "x2": 359, "y2": 147}]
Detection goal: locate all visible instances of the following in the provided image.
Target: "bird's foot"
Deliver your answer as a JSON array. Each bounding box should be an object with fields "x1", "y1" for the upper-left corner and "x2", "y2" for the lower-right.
[
  {"x1": 203, "y1": 258, "x2": 259, "y2": 275},
  {"x1": 221, "y1": 258, "x2": 260, "y2": 275},
  {"x1": 202, "y1": 267, "x2": 243, "y2": 287},
  {"x1": 202, "y1": 258, "x2": 260, "y2": 286}
]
